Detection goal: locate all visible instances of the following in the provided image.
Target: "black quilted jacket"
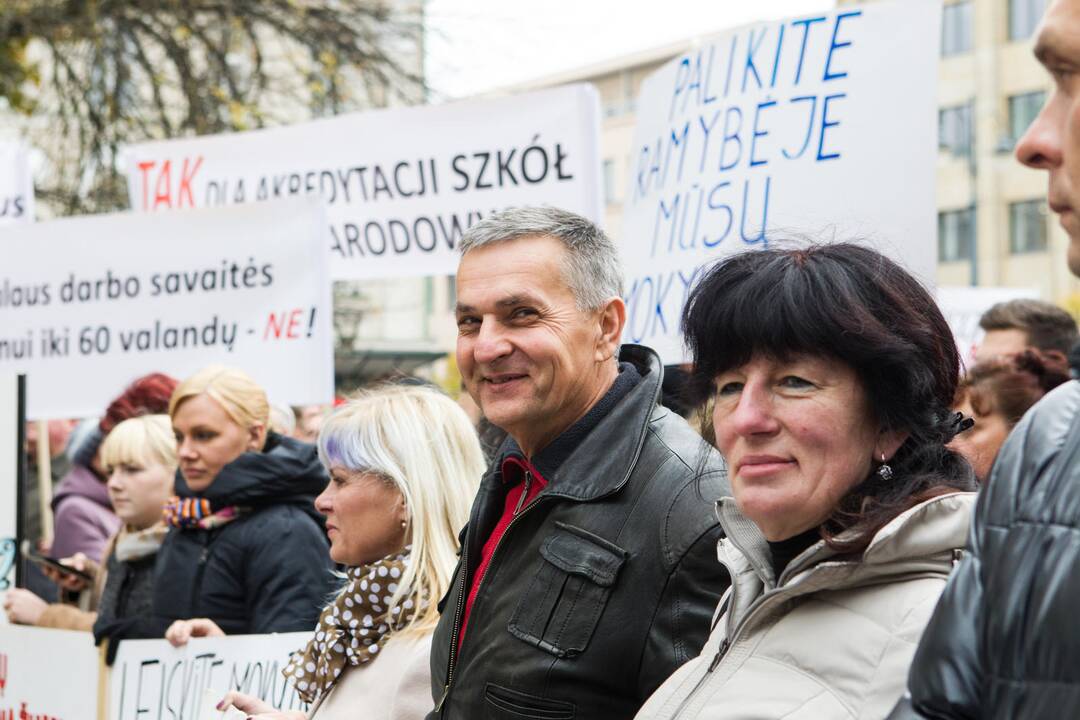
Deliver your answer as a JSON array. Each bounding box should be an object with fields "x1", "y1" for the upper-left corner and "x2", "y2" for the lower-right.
[{"x1": 889, "y1": 380, "x2": 1080, "y2": 719}]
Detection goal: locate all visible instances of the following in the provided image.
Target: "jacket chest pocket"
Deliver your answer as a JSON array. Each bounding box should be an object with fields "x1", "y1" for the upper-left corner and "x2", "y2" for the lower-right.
[{"x1": 508, "y1": 523, "x2": 628, "y2": 658}]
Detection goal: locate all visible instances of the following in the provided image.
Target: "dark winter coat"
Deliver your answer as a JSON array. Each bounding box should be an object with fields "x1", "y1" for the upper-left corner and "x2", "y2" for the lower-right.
[
  {"x1": 151, "y1": 432, "x2": 334, "y2": 637},
  {"x1": 888, "y1": 380, "x2": 1080, "y2": 719},
  {"x1": 428, "y1": 345, "x2": 730, "y2": 720}
]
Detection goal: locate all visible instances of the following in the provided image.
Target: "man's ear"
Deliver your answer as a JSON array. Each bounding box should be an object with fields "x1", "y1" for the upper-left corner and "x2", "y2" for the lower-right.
[{"x1": 594, "y1": 296, "x2": 626, "y2": 363}]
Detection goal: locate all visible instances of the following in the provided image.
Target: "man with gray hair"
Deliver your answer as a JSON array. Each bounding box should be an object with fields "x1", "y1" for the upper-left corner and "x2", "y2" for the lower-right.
[{"x1": 428, "y1": 206, "x2": 729, "y2": 719}]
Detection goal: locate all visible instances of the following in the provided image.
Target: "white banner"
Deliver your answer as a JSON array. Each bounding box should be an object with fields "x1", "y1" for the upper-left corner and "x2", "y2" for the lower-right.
[
  {"x1": 109, "y1": 633, "x2": 309, "y2": 720},
  {"x1": 937, "y1": 286, "x2": 1040, "y2": 366},
  {"x1": 121, "y1": 85, "x2": 602, "y2": 280},
  {"x1": 0, "y1": 199, "x2": 333, "y2": 419},
  {"x1": 0, "y1": 625, "x2": 99, "y2": 718},
  {"x1": 0, "y1": 142, "x2": 33, "y2": 226},
  {"x1": 620, "y1": 0, "x2": 941, "y2": 361}
]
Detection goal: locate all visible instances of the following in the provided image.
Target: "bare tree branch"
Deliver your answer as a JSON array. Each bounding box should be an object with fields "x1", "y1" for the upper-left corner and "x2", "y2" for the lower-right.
[{"x1": 0, "y1": 0, "x2": 425, "y2": 215}]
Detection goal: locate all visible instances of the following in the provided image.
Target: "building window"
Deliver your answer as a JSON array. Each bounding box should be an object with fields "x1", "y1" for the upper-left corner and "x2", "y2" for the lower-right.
[
  {"x1": 1009, "y1": 200, "x2": 1048, "y2": 253},
  {"x1": 1009, "y1": 90, "x2": 1045, "y2": 141},
  {"x1": 603, "y1": 159, "x2": 617, "y2": 205},
  {"x1": 939, "y1": 102, "x2": 974, "y2": 156},
  {"x1": 938, "y1": 207, "x2": 976, "y2": 262},
  {"x1": 942, "y1": 1, "x2": 974, "y2": 56},
  {"x1": 1010, "y1": 0, "x2": 1048, "y2": 40}
]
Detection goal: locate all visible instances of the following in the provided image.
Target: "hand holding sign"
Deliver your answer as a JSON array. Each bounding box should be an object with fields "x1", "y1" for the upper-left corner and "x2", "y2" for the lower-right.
[
  {"x1": 212, "y1": 690, "x2": 304, "y2": 720},
  {"x1": 166, "y1": 617, "x2": 225, "y2": 647},
  {"x1": 2, "y1": 589, "x2": 47, "y2": 625}
]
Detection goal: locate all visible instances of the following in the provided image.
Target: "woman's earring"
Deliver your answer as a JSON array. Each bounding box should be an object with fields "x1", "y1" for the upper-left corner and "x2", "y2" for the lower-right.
[
  {"x1": 877, "y1": 452, "x2": 893, "y2": 481},
  {"x1": 400, "y1": 519, "x2": 407, "y2": 529}
]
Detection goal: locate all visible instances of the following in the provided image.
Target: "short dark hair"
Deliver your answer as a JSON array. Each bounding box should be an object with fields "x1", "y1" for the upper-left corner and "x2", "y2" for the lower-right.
[
  {"x1": 683, "y1": 242, "x2": 976, "y2": 553},
  {"x1": 979, "y1": 299, "x2": 1079, "y2": 356}
]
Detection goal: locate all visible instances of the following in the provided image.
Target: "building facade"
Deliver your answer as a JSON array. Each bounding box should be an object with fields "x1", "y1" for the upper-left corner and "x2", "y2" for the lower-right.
[{"x1": 865, "y1": 0, "x2": 1080, "y2": 307}]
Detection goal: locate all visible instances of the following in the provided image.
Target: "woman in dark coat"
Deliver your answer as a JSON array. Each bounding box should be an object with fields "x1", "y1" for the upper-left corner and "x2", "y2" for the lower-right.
[{"x1": 155, "y1": 365, "x2": 333, "y2": 643}]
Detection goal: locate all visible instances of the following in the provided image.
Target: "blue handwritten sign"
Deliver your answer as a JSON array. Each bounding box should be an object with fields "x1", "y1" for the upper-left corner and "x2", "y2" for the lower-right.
[{"x1": 619, "y1": 0, "x2": 941, "y2": 362}]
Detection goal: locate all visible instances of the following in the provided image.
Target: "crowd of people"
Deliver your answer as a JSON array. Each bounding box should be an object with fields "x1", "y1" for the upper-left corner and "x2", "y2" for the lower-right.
[{"x1": 4, "y1": 1, "x2": 1080, "y2": 719}]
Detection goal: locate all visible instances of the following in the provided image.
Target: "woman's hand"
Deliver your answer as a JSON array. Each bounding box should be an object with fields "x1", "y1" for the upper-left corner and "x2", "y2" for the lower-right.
[
  {"x1": 165, "y1": 618, "x2": 225, "y2": 647},
  {"x1": 2, "y1": 588, "x2": 48, "y2": 625},
  {"x1": 216, "y1": 691, "x2": 305, "y2": 719},
  {"x1": 41, "y1": 552, "x2": 95, "y2": 592}
]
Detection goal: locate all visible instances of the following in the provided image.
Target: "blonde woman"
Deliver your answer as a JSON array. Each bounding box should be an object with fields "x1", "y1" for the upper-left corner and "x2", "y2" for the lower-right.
[
  {"x1": 218, "y1": 383, "x2": 485, "y2": 720},
  {"x1": 5, "y1": 415, "x2": 175, "y2": 655},
  {"x1": 159, "y1": 365, "x2": 334, "y2": 643}
]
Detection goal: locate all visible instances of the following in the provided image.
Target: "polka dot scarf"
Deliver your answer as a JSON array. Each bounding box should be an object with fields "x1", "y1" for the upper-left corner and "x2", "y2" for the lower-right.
[{"x1": 284, "y1": 547, "x2": 423, "y2": 704}]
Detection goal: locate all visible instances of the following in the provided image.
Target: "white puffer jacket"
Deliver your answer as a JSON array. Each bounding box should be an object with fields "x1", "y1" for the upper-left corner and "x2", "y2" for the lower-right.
[{"x1": 635, "y1": 492, "x2": 975, "y2": 720}]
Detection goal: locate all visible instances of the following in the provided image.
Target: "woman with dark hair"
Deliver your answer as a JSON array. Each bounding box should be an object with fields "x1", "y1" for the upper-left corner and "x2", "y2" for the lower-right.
[
  {"x1": 635, "y1": 243, "x2": 977, "y2": 720},
  {"x1": 950, "y1": 350, "x2": 1069, "y2": 482}
]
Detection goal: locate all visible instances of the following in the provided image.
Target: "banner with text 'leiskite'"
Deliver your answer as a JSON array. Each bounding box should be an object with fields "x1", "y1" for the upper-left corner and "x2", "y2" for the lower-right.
[
  {"x1": 109, "y1": 633, "x2": 309, "y2": 720},
  {"x1": 621, "y1": 0, "x2": 941, "y2": 362},
  {"x1": 0, "y1": 199, "x2": 333, "y2": 419},
  {"x1": 121, "y1": 85, "x2": 602, "y2": 280}
]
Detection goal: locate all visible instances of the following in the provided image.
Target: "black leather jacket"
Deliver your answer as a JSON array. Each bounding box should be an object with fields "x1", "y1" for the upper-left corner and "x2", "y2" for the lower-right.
[
  {"x1": 889, "y1": 380, "x2": 1080, "y2": 719},
  {"x1": 428, "y1": 345, "x2": 730, "y2": 720}
]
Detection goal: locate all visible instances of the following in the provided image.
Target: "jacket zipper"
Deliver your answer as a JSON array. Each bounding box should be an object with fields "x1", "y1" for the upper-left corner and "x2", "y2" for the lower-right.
[
  {"x1": 436, "y1": 472, "x2": 542, "y2": 716},
  {"x1": 189, "y1": 539, "x2": 211, "y2": 616},
  {"x1": 669, "y1": 591, "x2": 796, "y2": 720},
  {"x1": 512, "y1": 471, "x2": 532, "y2": 514},
  {"x1": 668, "y1": 536, "x2": 793, "y2": 720},
  {"x1": 669, "y1": 638, "x2": 729, "y2": 719}
]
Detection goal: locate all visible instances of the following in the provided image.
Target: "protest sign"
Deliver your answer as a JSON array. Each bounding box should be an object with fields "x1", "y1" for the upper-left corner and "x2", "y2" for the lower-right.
[
  {"x1": 109, "y1": 633, "x2": 309, "y2": 720},
  {"x1": 0, "y1": 625, "x2": 99, "y2": 718},
  {"x1": 0, "y1": 199, "x2": 333, "y2": 419},
  {"x1": 0, "y1": 142, "x2": 33, "y2": 226},
  {"x1": 620, "y1": 0, "x2": 941, "y2": 361},
  {"x1": 0, "y1": 376, "x2": 22, "y2": 617},
  {"x1": 121, "y1": 85, "x2": 602, "y2": 280},
  {"x1": 937, "y1": 286, "x2": 1040, "y2": 366}
]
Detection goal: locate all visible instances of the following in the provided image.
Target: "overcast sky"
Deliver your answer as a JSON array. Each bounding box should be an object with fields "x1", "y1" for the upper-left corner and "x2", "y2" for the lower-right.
[{"x1": 424, "y1": 0, "x2": 837, "y2": 100}]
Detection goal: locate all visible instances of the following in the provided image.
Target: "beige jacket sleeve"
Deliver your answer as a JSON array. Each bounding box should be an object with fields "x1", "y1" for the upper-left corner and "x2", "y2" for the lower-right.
[{"x1": 36, "y1": 603, "x2": 97, "y2": 632}]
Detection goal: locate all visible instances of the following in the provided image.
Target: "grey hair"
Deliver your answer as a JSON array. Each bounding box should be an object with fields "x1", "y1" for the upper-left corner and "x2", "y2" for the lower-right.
[{"x1": 458, "y1": 206, "x2": 623, "y2": 311}]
